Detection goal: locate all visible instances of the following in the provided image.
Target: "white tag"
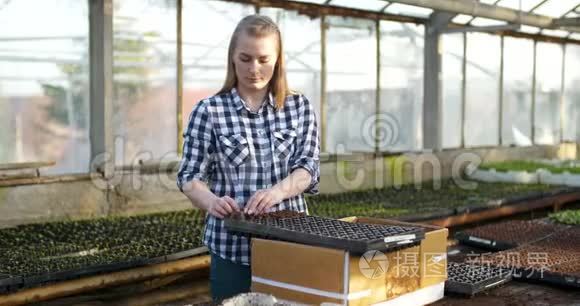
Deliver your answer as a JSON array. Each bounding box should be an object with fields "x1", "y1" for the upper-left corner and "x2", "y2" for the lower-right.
[
  {"x1": 468, "y1": 236, "x2": 492, "y2": 245},
  {"x1": 384, "y1": 234, "x2": 416, "y2": 243}
]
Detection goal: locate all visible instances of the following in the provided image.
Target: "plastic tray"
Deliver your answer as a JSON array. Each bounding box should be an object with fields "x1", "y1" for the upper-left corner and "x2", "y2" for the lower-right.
[
  {"x1": 445, "y1": 262, "x2": 512, "y2": 295},
  {"x1": 225, "y1": 212, "x2": 425, "y2": 254},
  {"x1": 1, "y1": 246, "x2": 208, "y2": 293},
  {"x1": 455, "y1": 220, "x2": 567, "y2": 251}
]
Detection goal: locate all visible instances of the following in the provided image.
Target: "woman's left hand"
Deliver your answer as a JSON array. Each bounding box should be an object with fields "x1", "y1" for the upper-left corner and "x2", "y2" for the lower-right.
[{"x1": 244, "y1": 187, "x2": 285, "y2": 215}]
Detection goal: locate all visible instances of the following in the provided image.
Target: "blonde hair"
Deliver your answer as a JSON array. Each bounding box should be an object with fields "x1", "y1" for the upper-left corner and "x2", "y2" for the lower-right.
[{"x1": 218, "y1": 14, "x2": 291, "y2": 110}]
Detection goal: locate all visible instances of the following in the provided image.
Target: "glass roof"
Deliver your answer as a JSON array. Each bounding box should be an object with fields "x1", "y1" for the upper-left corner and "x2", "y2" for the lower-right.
[
  {"x1": 496, "y1": 0, "x2": 546, "y2": 12},
  {"x1": 289, "y1": 0, "x2": 327, "y2": 4},
  {"x1": 383, "y1": 3, "x2": 433, "y2": 18},
  {"x1": 291, "y1": 0, "x2": 580, "y2": 19},
  {"x1": 478, "y1": 0, "x2": 500, "y2": 4},
  {"x1": 541, "y1": 29, "x2": 572, "y2": 37},
  {"x1": 519, "y1": 25, "x2": 542, "y2": 34},
  {"x1": 286, "y1": 0, "x2": 580, "y2": 40},
  {"x1": 470, "y1": 17, "x2": 507, "y2": 27},
  {"x1": 532, "y1": 0, "x2": 577, "y2": 17},
  {"x1": 452, "y1": 14, "x2": 474, "y2": 24},
  {"x1": 328, "y1": 0, "x2": 387, "y2": 12}
]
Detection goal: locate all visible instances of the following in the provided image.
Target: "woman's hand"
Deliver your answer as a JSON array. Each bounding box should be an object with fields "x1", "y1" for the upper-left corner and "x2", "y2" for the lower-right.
[
  {"x1": 244, "y1": 187, "x2": 284, "y2": 215},
  {"x1": 208, "y1": 196, "x2": 240, "y2": 219}
]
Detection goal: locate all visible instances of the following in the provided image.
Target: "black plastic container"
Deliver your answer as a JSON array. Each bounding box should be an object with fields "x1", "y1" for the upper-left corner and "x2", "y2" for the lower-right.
[
  {"x1": 225, "y1": 213, "x2": 425, "y2": 254},
  {"x1": 445, "y1": 262, "x2": 512, "y2": 295}
]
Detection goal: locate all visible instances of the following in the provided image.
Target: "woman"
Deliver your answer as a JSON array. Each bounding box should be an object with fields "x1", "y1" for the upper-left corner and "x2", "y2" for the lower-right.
[{"x1": 177, "y1": 15, "x2": 320, "y2": 301}]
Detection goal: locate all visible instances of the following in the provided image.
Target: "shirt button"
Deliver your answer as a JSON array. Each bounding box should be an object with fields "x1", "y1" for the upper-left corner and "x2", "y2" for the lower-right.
[{"x1": 258, "y1": 129, "x2": 265, "y2": 136}]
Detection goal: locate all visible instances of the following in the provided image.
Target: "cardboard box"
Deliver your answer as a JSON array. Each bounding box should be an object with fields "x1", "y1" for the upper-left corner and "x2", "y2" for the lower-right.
[
  {"x1": 372, "y1": 282, "x2": 445, "y2": 306},
  {"x1": 251, "y1": 217, "x2": 448, "y2": 305},
  {"x1": 342, "y1": 217, "x2": 448, "y2": 289}
]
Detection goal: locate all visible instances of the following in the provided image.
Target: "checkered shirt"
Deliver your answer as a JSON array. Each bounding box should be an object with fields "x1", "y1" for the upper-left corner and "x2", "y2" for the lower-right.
[{"x1": 177, "y1": 87, "x2": 320, "y2": 265}]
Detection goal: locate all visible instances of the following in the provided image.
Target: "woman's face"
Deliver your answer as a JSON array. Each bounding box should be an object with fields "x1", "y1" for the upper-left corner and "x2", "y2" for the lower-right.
[{"x1": 233, "y1": 32, "x2": 278, "y2": 93}]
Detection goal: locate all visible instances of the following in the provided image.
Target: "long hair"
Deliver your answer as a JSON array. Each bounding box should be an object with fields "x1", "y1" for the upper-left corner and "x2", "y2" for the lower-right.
[{"x1": 218, "y1": 15, "x2": 291, "y2": 110}]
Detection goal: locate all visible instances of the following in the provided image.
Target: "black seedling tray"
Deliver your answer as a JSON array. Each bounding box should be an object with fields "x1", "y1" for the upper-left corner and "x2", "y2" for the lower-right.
[
  {"x1": 454, "y1": 232, "x2": 516, "y2": 251},
  {"x1": 2, "y1": 246, "x2": 209, "y2": 292},
  {"x1": 445, "y1": 262, "x2": 512, "y2": 296},
  {"x1": 23, "y1": 246, "x2": 208, "y2": 286},
  {"x1": 510, "y1": 266, "x2": 580, "y2": 289},
  {"x1": 454, "y1": 221, "x2": 567, "y2": 251},
  {"x1": 225, "y1": 213, "x2": 425, "y2": 254},
  {"x1": 0, "y1": 274, "x2": 21, "y2": 288}
]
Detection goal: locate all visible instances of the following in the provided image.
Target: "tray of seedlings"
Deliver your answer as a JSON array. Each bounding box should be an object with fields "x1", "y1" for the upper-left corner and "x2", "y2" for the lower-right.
[
  {"x1": 0, "y1": 209, "x2": 208, "y2": 292},
  {"x1": 548, "y1": 259, "x2": 580, "y2": 287},
  {"x1": 306, "y1": 180, "x2": 560, "y2": 221},
  {"x1": 549, "y1": 209, "x2": 580, "y2": 226},
  {"x1": 481, "y1": 240, "x2": 580, "y2": 289},
  {"x1": 224, "y1": 211, "x2": 425, "y2": 254},
  {"x1": 445, "y1": 262, "x2": 512, "y2": 296},
  {"x1": 454, "y1": 220, "x2": 569, "y2": 251}
]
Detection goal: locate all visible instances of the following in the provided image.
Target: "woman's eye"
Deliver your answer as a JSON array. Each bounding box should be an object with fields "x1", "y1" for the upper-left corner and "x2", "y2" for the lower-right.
[
  {"x1": 259, "y1": 58, "x2": 269, "y2": 64},
  {"x1": 240, "y1": 58, "x2": 250, "y2": 62}
]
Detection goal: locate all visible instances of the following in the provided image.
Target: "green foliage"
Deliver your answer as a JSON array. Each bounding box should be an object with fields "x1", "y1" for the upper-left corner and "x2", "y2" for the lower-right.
[
  {"x1": 41, "y1": 84, "x2": 67, "y2": 125},
  {"x1": 480, "y1": 160, "x2": 580, "y2": 174},
  {"x1": 0, "y1": 209, "x2": 205, "y2": 277},
  {"x1": 39, "y1": 29, "x2": 162, "y2": 128},
  {"x1": 549, "y1": 210, "x2": 580, "y2": 225},
  {"x1": 0, "y1": 181, "x2": 559, "y2": 279},
  {"x1": 113, "y1": 30, "x2": 161, "y2": 101},
  {"x1": 307, "y1": 180, "x2": 555, "y2": 219}
]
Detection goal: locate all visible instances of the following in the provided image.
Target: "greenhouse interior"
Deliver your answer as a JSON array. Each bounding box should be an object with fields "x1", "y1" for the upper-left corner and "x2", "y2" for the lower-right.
[{"x1": 1, "y1": 0, "x2": 580, "y2": 305}]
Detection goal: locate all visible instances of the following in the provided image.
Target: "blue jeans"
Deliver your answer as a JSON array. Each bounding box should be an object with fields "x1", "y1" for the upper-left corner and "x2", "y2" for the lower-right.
[{"x1": 209, "y1": 252, "x2": 251, "y2": 302}]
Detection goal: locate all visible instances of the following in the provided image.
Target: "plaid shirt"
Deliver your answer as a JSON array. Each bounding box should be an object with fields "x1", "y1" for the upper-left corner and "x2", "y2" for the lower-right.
[{"x1": 177, "y1": 87, "x2": 320, "y2": 265}]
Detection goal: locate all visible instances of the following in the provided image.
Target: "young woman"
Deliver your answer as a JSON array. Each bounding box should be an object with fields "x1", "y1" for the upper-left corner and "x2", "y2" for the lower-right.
[{"x1": 177, "y1": 15, "x2": 320, "y2": 301}]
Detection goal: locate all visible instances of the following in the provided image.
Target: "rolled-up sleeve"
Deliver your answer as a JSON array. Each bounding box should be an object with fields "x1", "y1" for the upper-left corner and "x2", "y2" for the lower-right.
[
  {"x1": 177, "y1": 101, "x2": 215, "y2": 192},
  {"x1": 290, "y1": 95, "x2": 320, "y2": 195}
]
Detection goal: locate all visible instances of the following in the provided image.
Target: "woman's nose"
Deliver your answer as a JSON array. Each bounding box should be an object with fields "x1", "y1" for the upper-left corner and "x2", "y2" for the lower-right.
[{"x1": 248, "y1": 60, "x2": 260, "y2": 73}]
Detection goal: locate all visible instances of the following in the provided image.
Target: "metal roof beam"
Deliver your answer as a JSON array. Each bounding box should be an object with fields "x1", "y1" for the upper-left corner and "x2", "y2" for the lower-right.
[
  {"x1": 553, "y1": 17, "x2": 580, "y2": 27},
  {"x1": 385, "y1": 0, "x2": 553, "y2": 27}
]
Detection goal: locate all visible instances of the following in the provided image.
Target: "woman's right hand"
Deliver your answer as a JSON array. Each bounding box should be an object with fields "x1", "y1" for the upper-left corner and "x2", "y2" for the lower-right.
[{"x1": 208, "y1": 196, "x2": 240, "y2": 219}]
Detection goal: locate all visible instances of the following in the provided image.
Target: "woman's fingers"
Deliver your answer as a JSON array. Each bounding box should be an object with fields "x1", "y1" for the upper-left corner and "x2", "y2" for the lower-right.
[
  {"x1": 255, "y1": 195, "x2": 272, "y2": 214},
  {"x1": 245, "y1": 191, "x2": 265, "y2": 214},
  {"x1": 211, "y1": 204, "x2": 226, "y2": 219},
  {"x1": 219, "y1": 199, "x2": 233, "y2": 214},
  {"x1": 223, "y1": 196, "x2": 240, "y2": 213}
]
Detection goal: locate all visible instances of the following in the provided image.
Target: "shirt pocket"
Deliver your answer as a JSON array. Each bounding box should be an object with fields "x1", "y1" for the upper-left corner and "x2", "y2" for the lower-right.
[
  {"x1": 218, "y1": 133, "x2": 250, "y2": 167},
  {"x1": 272, "y1": 128, "x2": 297, "y2": 160}
]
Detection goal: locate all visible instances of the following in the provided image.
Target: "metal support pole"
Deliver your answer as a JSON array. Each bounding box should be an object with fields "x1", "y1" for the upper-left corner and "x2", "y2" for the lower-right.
[
  {"x1": 422, "y1": 12, "x2": 456, "y2": 151},
  {"x1": 423, "y1": 25, "x2": 440, "y2": 151},
  {"x1": 499, "y1": 35, "x2": 505, "y2": 146},
  {"x1": 560, "y1": 43, "x2": 567, "y2": 142},
  {"x1": 89, "y1": 0, "x2": 114, "y2": 177},
  {"x1": 460, "y1": 32, "x2": 467, "y2": 148},
  {"x1": 320, "y1": 16, "x2": 327, "y2": 153},
  {"x1": 531, "y1": 40, "x2": 538, "y2": 145},
  {"x1": 177, "y1": 0, "x2": 184, "y2": 156},
  {"x1": 375, "y1": 19, "x2": 381, "y2": 153}
]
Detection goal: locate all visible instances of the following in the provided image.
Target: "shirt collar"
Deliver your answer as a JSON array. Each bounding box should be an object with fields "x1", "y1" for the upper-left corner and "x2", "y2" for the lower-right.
[{"x1": 230, "y1": 87, "x2": 275, "y2": 112}]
